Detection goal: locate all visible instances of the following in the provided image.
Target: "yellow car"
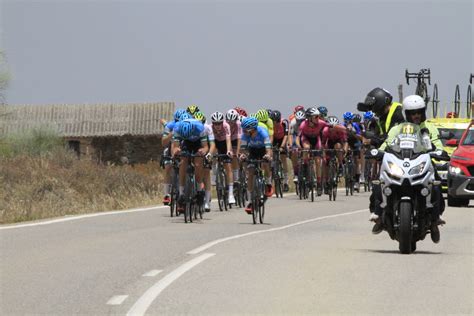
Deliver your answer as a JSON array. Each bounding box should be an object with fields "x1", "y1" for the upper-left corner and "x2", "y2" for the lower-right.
[{"x1": 427, "y1": 117, "x2": 471, "y2": 192}]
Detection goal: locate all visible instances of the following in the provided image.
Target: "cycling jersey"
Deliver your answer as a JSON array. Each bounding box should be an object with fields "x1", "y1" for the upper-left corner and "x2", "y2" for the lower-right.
[
  {"x1": 226, "y1": 119, "x2": 242, "y2": 141},
  {"x1": 241, "y1": 126, "x2": 272, "y2": 149},
  {"x1": 298, "y1": 119, "x2": 328, "y2": 149},
  {"x1": 163, "y1": 121, "x2": 177, "y2": 137},
  {"x1": 273, "y1": 119, "x2": 289, "y2": 141},
  {"x1": 204, "y1": 123, "x2": 215, "y2": 144},
  {"x1": 212, "y1": 121, "x2": 231, "y2": 142},
  {"x1": 261, "y1": 118, "x2": 274, "y2": 136},
  {"x1": 322, "y1": 125, "x2": 347, "y2": 147}
]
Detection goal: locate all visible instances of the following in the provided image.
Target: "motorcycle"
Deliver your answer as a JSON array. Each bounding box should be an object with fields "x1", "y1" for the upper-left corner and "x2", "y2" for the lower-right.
[{"x1": 368, "y1": 123, "x2": 450, "y2": 254}]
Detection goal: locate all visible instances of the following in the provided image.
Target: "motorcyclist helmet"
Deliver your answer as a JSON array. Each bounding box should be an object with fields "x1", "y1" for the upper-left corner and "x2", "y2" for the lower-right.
[{"x1": 402, "y1": 95, "x2": 427, "y2": 122}]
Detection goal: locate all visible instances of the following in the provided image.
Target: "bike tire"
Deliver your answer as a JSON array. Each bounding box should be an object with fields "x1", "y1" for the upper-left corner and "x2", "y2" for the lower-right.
[{"x1": 259, "y1": 198, "x2": 265, "y2": 224}]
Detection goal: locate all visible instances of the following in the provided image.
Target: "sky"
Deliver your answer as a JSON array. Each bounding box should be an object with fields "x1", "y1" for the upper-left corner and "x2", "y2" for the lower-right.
[{"x1": 1, "y1": 0, "x2": 472, "y2": 117}]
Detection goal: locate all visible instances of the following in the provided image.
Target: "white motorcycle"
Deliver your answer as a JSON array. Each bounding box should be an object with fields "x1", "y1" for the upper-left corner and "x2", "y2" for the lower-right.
[{"x1": 369, "y1": 123, "x2": 449, "y2": 254}]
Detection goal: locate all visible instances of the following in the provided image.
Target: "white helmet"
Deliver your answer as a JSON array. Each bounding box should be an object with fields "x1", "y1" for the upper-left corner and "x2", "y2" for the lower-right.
[
  {"x1": 226, "y1": 109, "x2": 239, "y2": 121},
  {"x1": 327, "y1": 116, "x2": 340, "y2": 126},
  {"x1": 295, "y1": 110, "x2": 305, "y2": 121},
  {"x1": 402, "y1": 95, "x2": 426, "y2": 122},
  {"x1": 211, "y1": 111, "x2": 225, "y2": 123}
]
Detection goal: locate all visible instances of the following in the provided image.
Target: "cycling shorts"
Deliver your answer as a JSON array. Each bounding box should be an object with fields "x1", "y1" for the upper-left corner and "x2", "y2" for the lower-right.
[{"x1": 181, "y1": 140, "x2": 202, "y2": 154}]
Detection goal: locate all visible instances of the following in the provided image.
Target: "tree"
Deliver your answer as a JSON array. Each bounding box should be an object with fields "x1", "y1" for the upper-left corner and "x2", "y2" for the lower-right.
[{"x1": 0, "y1": 50, "x2": 10, "y2": 105}]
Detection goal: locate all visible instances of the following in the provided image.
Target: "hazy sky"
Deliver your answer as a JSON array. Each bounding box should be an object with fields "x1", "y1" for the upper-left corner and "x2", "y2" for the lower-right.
[{"x1": 1, "y1": 0, "x2": 472, "y2": 117}]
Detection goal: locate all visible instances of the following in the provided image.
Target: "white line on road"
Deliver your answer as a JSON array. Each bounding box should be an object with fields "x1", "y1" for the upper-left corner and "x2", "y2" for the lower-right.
[
  {"x1": 187, "y1": 208, "x2": 368, "y2": 255},
  {"x1": 0, "y1": 205, "x2": 167, "y2": 231},
  {"x1": 107, "y1": 295, "x2": 129, "y2": 305},
  {"x1": 127, "y1": 253, "x2": 215, "y2": 316},
  {"x1": 142, "y1": 270, "x2": 163, "y2": 277}
]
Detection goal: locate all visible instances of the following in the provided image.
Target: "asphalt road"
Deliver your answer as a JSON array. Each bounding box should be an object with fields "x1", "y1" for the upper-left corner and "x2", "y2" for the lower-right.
[{"x1": 1, "y1": 191, "x2": 472, "y2": 315}]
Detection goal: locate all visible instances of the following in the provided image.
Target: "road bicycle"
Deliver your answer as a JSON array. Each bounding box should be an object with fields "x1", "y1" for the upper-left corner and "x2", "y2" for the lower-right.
[
  {"x1": 179, "y1": 152, "x2": 204, "y2": 223},
  {"x1": 214, "y1": 154, "x2": 231, "y2": 211},
  {"x1": 247, "y1": 159, "x2": 267, "y2": 224},
  {"x1": 324, "y1": 149, "x2": 342, "y2": 201},
  {"x1": 272, "y1": 147, "x2": 284, "y2": 198},
  {"x1": 406, "y1": 68, "x2": 431, "y2": 104},
  {"x1": 344, "y1": 149, "x2": 356, "y2": 196}
]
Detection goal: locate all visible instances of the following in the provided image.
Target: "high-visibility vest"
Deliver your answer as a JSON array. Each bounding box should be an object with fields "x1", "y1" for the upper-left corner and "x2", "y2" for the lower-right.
[{"x1": 377, "y1": 102, "x2": 402, "y2": 134}]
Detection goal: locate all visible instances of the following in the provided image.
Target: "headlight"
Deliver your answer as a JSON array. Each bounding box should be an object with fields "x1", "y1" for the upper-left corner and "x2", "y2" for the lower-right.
[
  {"x1": 409, "y1": 162, "x2": 426, "y2": 175},
  {"x1": 388, "y1": 162, "x2": 404, "y2": 177},
  {"x1": 448, "y1": 165, "x2": 463, "y2": 175}
]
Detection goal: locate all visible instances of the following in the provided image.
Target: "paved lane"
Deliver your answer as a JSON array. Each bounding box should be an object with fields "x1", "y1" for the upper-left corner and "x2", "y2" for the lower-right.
[{"x1": 1, "y1": 192, "x2": 472, "y2": 315}]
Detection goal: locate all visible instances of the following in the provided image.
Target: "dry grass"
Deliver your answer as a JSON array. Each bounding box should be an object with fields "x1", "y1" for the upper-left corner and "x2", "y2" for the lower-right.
[{"x1": 0, "y1": 131, "x2": 163, "y2": 224}]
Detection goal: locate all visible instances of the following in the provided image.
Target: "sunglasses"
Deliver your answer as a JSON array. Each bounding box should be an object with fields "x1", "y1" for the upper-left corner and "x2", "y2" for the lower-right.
[{"x1": 408, "y1": 109, "x2": 424, "y2": 115}]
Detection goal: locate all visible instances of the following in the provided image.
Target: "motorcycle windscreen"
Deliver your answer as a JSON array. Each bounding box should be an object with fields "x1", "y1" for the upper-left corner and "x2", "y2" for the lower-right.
[{"x1": 388, "y1": 123, "x2": 431, "y2": 159}]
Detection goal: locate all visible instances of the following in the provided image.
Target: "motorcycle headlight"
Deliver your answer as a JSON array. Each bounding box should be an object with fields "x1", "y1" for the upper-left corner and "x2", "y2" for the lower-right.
[
  {"x1": 448, "y1": 165, "x2": 463, "y2": 175},
  {"x1": 409, "y1": 162, "x2": 426, "y2": 175},
  {"x1": 388, "y1": 162, "x2": 404, "y2": 178}
]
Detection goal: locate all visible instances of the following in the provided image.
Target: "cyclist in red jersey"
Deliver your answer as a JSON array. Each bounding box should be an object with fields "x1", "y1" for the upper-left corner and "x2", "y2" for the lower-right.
[
  {"x1": 271, "y1": 110, "x2": 290, "y2": 191},
  {"x1": 288, "y1": 105, "x2": 305, "y2": 121},
  {"x1": 296, "y1": 107, "x2": 328, "y2": 196},
  {"x1": 322, "y1": 116, "x2": 348, "y2": 189}
]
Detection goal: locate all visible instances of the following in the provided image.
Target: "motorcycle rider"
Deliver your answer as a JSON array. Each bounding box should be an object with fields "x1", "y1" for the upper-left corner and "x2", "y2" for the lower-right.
[{"x1": 370, "y1": 95, "x2": 446, "y2": 243}]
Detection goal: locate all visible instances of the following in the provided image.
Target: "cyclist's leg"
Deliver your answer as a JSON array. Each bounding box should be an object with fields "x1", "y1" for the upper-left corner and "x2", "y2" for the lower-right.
[
  {"x1": 231, "y1": 140, "x2": 240, "y2": 185},
  {"x1": 203, "y1": 163, "x2": 212, "y2": 210}
]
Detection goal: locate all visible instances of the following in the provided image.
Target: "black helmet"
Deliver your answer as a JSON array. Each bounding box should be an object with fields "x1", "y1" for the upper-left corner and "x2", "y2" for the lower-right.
[
  {"x1": 270, "y1": 110, "x2": 281, "y2": 122},
  {"x1": 358, "y1": 87, "x2": 393, "y2": 116}
]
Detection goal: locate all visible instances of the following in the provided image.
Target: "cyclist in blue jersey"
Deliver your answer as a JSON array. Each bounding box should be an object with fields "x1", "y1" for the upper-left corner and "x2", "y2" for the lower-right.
[
  {"x1": 238, "y1": 117, "x2": 273, "y2": 213},
  {"x1": 172, "y1": 118, "x2": 209, "y2": 213},
  {"x1": 343, "y1": 111, "x2": 363, "y2": 191},
  {"x1": 161, "y1": 109, "x2": 187, "y2": 205}
]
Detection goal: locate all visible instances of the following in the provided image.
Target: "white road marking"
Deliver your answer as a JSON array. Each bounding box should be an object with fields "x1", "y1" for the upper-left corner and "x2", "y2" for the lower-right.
[
  {"x1": 127, "y1": 253, "x2": 215, "y2": 316},
  {"x1": 187, "y1": 208, "x2": 368, "y2": 255},
  {"x1": 0, "y1": 205, "x2": 167, "y2": 231},
  {"x1": 107, "y1": 295, "x2": 129, "y2": 305},
  {"x1": 142, "y1": 270, "x2": 163, "y2": 277}
]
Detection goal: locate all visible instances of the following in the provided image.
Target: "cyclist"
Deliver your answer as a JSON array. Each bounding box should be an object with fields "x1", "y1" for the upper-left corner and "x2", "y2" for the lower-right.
[
  {"x1": 239, "y1": 117, "x2": 273, "y2": 214},
  {"x1": 296, "y1": 107, "x2": 328, "y2": 196},
  {"x1": 352, "y1": 113, "x2": 365, "y2": 185},
  {"x1": 255, "y1": 109, "x2": 274, "y2": 143},
  {"x1": 322, "y1": 116, "x2": 348, "y2": 192},
  {"x1": 318, "y1": 106, "x2": 328, "y2": 121},
  {"x1": 194, "y1": 111, "x2": 216, "y2": 212},
  {"x1": 343, "y1": 111, "x2": 363, "y2": 192},
  {"x1": 161, "y1": 109, "x2": 187, "y2": 205},
  {"x1": 210, "y1": 111, "x2": 236, "y2": 205},
  {"x1": 289, "y1": 105, "x2": 305, "y2": 121},
  {"x1": 270, "y1": 110, "x2": 290, "y2": 191},
  {"x1": 226, "y1": 109, "x2": 242, "y2": 189},
  {"x1": 186, "y1": 104, "x2": 200, "y2": 117},
  {"x1": 171, "y1": 118, "x2": 209, "y2": 213},
  {"x1": 288, "y1": 109, "x2": 306, "y2": 185},
  {"x1": 370, "y1": 95, "x2": 445, "y2": 242}
]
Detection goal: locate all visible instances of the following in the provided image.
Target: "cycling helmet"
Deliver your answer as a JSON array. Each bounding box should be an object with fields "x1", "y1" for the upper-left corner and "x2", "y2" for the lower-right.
[
  {"x1": 327, "y1": 116, "x2": 339, "y2": 126},
  {"x1": 363, "y1": 111, "x2": 374, "y2": 121},
  {"x1": 234, "y1": 107, "x2": 248, "y2": 118},
  {"x1": 226, "y1": 109, "x2": 239, "y2": 121},
  {"x1": 305, "y1": 107, "x2": 320, "y2": 118},
  {"x1": 186, "y1": 104, "x2": 200, "y2": 115},
  {"x1": 317, "y1": 106, "x2": 328, "y2": 117},
  {"x1": 178, "y1": 120, "x2": 194, "y2": 138},
  {"x1": 174, "y1": 109, "x2": 186, "y2": 122},
  {"x1": 295, "y1": 110, "x2": 306, "y2": 121},
  {"x1": 446, "y1": 111, "x2": 458, "y2": 118},
  {"x1": 360, "y1": 88, "x2": 393, "y2": 116},
  {"x1": 256, "y1": 109, "x2": 269, "y2": 122},
  {"x1": 294, "y1": 105, "x2": 305, "y2": 113},
  {"x1": 353, "y1": 113, "x2": 362, "y2": 123},
  {"x1": 270, "y1": 110, "x2": 281, "y2": 122},
  {"x1": 211, "y1": 111, "x2": 225, "y2": 123},
  {"x1": 194, "y1": 111, "x2": 206, "y2": 123},
  {"x1": 402, "y1": 95, "x2": 426, "y2": 122},
  {"x1": 241, "y1": 117, "x2": 258, "y2": 130},
  {"x1": 179, "y1": 112, "x2": 193, "y2": 121},
  {"x1": 343, "y1": 112, "x2": 354, "y2": 121}
]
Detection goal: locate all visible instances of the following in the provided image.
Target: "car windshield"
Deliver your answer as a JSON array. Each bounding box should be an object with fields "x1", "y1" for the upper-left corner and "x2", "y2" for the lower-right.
[
  {"x1": 462, "y1": 127, "x2": 474, "y2": 145},
  {"x1": 439, "y1": 128, "x2": 466, "y2": 146}
]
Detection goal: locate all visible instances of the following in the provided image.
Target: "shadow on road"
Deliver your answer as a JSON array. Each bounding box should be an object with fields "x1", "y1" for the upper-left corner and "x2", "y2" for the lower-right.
[{"x1": 363, "y1": 249, "x2": 442, "y2": 255}]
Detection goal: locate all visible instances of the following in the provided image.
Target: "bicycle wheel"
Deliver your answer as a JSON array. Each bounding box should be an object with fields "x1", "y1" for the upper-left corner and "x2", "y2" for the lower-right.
[
  {"x1": 308, "y1": 163, "x2": 315, "y2": 202},
  {"x1": 252, "y1": 178, "x2": 259, "y2": 225},
  {"x1": 259, "y1": 197, "x2": 265, "y2": 224},
  {"x1": 216, "y1": 168, "x2": 225, "y2": 212}
]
